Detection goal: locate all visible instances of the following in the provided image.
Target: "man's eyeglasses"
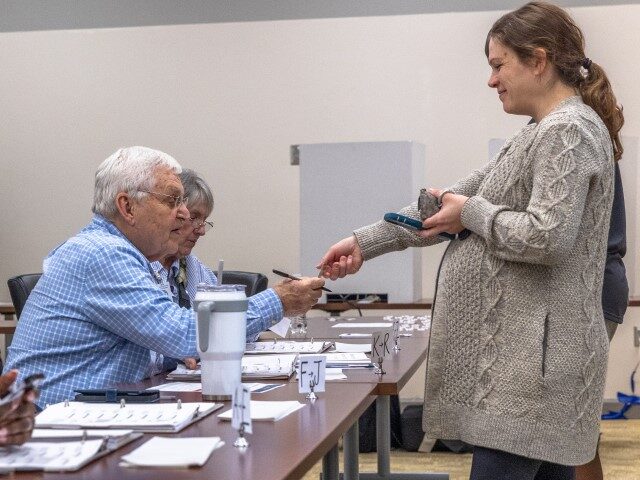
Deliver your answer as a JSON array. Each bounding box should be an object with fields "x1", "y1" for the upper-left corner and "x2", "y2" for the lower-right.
[
  {"x1": 190, "y1": 217, "x2": 214, "y2": 232},
  {"x1": 139, "y1": 190, "x2": 187, "y2": 209}
]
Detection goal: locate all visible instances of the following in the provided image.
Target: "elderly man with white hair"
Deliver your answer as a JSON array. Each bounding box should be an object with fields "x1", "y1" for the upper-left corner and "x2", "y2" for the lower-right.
[{"x1": 6, "y1": 146, "x2": 320, "y2": 408}]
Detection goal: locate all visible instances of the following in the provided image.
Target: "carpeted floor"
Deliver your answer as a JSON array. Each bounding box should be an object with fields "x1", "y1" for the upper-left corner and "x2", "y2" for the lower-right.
[{"x1": 302, "y1": 419, "x2": 640, "y2": 480}]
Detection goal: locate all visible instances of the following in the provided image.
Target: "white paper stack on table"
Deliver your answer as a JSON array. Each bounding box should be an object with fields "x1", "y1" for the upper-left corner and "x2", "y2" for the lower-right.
[
  {"x1": 218, "y1": 401, "x2": 305, "y2": 422},
  {"x1": 148, "y1": 382, "x2": 282, "y2": 394},
  {"x1": 35, "y1": 401, "x2": 221, "y2": 433},
  {"x1": 31, "y1": 428, "x2": 141, "y2": 448},
  {"x1": 331, "y1": 322, "x2": 393, "y2": 329},
  {"x1": 242, "y1": 354, "x2": 297, "y2": 379},
  {"x1": 0, "y1": 429, "x2": 142, "y2": 473},
  {"x1": 333, "y1": 342, "x2": 371, "y2": 353},
  {"x1": 120, "y1": 437, "x2": 224, "y2": 468},
  {"x1": 245, "y1": 341, "x2": 332, "y2": 354},
  {"x1": 167, "y1": 354, "x2": 297, "y2": 381},
  {"x1": 0, "y1": 440, "x2": 111, "y2": 472},
  {"x1": 299, "y1": 352, "x2": 373, "y2": 369}
]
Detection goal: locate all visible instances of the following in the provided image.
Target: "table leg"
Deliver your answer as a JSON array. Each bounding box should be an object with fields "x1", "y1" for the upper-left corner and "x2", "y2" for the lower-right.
[
  {"x1": 376, "y1": 395, "x2": 391, "y2": 476},
  {"x1": 322, "y1": 444, "x2": 339, "y2": 480},
  {"x1": 358, "y1": 395, "x2": 449, "y2": 480},
  {"x1": 343, "y1": 420, "x2": 359, "y2": 480}
]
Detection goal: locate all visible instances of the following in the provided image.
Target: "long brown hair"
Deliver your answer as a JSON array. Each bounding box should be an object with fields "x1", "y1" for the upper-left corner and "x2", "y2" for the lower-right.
[{"x1": 485, "y1": 1, "x2": 624, "y2": 160}]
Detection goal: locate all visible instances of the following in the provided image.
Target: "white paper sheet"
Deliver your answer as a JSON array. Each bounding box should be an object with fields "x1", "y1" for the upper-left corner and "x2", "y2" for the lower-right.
[
  {"x1": 325, "y1": 368, "x2": 348, "y2": 380},
  {"x1": 268, "y1": 317, "x2": 291, "y2": 337},
  {"x1": 0, "y1": 440, "x2": 105, "y2": 471},
  {"x1": 333, "y1": 342, "x2": 371, "y2": 353},
  {"x1": 218, "y1": 401, "x2": 305, "y2": 421},
  {"x1": 299, "y1": 352, "x2": 372, "y2": 369},
  {"x1": 331, "y1": 323, "x2": 392, "y2": 328},
  {"x1": 147, "y1": 382, "x2": 202, "y2": 392},
  {"x1": 324, "y1": 352, "x2": 370, "y2": 362},
  {"x1": 31, "y1": 429, "x2": 133, "y2": 439},
  {"x1": 339, "y1": 333, "x2": 372, "y2": 338},
  {"x1": 244, "y1": 383, "x2": 283, "y2": 393},
  {"x1": 120, "y1": 437, "x2": 224, "y2": 468}
]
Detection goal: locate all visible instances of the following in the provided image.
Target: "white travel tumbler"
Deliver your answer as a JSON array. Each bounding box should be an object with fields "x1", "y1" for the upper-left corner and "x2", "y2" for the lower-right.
[{"x1": 194, "y1": 284, "x2": 248, "y2": 401}]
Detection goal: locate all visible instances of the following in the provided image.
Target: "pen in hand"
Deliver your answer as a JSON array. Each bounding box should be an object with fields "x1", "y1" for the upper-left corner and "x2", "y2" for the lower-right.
[{"x1": 272, "y1": 269, "x2": 332, "y2": 293}]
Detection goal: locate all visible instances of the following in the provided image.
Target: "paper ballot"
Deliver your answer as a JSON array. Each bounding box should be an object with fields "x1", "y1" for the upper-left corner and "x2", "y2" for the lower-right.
[
  {"x1": 219, "y1": 401, "x2": 304, "y2": 422},
  {"x1": 332, "y1": 323, "x2": 392, "y2": 329},
  {"x1": 268, "y1": 317, "x2": 291, "y2": 337},
  {"x1": 120, "y1": 437, "x2": 224, "y2": 468},
  {"x1": 333, "y1": 342, "x2": 371, "y2": 353}
]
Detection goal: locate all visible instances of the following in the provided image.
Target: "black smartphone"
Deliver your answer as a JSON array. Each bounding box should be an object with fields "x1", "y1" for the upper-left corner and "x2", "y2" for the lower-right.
[
  {"x1": 384, "y1": 213, "x2": 424, "y2": 230},
  {"x1": 0, "y1": 373, "x2": 45, "y2": 406},
  {"x1": 74, "y1": 389, "x2": 160, "y2": 403}
]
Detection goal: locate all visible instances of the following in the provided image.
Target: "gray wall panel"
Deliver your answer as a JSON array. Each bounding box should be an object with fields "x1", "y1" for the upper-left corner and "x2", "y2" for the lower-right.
[{"x1": 1, "y1": 0, "x2": 637, "y2": 32}]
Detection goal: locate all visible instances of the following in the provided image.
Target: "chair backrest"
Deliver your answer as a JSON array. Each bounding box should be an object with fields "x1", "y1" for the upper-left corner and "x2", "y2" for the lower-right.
[
  {"x1": 7, "y1": 273, "x2": 42, "y2": 319},
  {"x1": 221, "y1": 271, "x2": 268, "y2": 297}
]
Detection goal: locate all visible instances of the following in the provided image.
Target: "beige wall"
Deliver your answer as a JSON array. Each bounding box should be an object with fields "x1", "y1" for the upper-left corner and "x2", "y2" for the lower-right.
[{"x1": 1, "y1": 6, "x2": 639, "y2": 393}]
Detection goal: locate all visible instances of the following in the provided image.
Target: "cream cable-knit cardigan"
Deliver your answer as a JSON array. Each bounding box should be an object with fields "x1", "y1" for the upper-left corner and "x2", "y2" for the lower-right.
[{"x1": 354, "y1": 96, "x2": 614, "y2": 465}]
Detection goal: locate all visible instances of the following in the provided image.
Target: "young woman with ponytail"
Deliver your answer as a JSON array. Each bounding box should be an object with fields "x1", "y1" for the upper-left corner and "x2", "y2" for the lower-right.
[{"x1": 318, "y1": 2, "x2": 625, "y2": 478}]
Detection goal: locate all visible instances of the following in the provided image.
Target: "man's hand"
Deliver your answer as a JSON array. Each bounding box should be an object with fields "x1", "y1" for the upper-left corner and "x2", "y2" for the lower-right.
[
  {"x1": 183, "y1": 358, "x2": 198, "y2": 370},
  {"x1": 316, "y1": 235, "x2": 363, "y2": 280},
  {"x1": 0, "y1": 370, "x2": 37, "y2": 446},
  {"x1": 272, "y1": 277, "x2": 325, "y2": 316}
]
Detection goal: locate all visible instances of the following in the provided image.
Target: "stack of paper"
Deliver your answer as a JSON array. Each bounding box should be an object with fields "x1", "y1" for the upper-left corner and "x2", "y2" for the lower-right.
[
  {"x1": 331, "y1": 322, "x2": 393, "y2": 329},
  {"x1": 165, "y1": 366, "x2": 200, "y2": 381},
  {"x1": 148, "y1": 382, "x2": 282, "y2": 394},
  {"x1": 333, "y1": 342, "x2": 371, "y2": 353},
  {"x1": 167, "y1": 354, "x2": 297, "y2": 381},
  {"x1": 35, "y1": 402, "x2": 221, "y2": 433},
  {"x1": 325, "y1": 368, "x2": 348, "y2": 381},
  {"x1": 0, "y1": 431, "x2": 142, "y2": 473},
  {"x1": 245, "y1": 341, "x2": 332, "y2": 354},
  {"x1": 120, "y1": 437, "x2": 224, "y2": 468},
  {"x1": 150, "y1": 382, "x2": 203, "y2": 392},
  {"x1": 242, "y1": 354, "x2": 297, "y2": 379},
  {"x1": 31, "y1": 428, "x2": 141, "y2": 449},
  {"x1": 0, "y1": 440, "x2": 106, "y2": 472},
  {"x1": 299, "y1": 352, "x2": 373, "y2": 369},
  {"x1": 218, "y1": 401, "x2": 305, "y2": 422}
]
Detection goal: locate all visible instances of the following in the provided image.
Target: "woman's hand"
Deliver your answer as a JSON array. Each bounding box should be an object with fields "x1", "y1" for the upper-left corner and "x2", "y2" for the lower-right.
[
  {"x1": 419, "y1": 188, "x2": 468, "y2": 238},
  {"x1": 316, "y1": 235, "x2": 363, "y2": 280}
]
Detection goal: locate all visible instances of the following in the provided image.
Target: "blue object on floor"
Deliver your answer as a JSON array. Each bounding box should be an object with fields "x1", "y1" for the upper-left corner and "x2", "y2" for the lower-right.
[{"x1": 601, "y1": 361, "x2": 640, "y2": 420}]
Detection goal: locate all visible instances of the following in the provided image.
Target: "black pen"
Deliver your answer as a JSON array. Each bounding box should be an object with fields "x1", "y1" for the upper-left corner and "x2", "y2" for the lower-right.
[{"x1": 272, "y1": 269, "x2": 332, "y2": 292}]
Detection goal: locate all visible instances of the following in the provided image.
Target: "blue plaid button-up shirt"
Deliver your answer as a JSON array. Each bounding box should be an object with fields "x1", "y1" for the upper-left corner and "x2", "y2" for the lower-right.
[{"x1": 4, "y1": 215, "x2": 198, "y2": 408}]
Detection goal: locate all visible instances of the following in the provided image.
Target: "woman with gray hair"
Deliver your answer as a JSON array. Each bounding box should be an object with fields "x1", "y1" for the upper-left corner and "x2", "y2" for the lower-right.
[{"x1": 151, "y1": 169, "x2": 324, "y2": 372}]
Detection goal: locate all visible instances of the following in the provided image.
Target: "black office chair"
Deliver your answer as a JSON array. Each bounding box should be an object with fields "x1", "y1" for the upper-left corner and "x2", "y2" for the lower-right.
[
  {"x1": 7, "y1": 273, "x2": 42, "y2": 319},
  {"x1": 221, "y1": 271, "x2": 268, "y2": 296}
]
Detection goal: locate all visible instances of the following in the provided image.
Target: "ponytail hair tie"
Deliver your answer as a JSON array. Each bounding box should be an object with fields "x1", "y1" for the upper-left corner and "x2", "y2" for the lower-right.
[{"x1": 582, "y1": 58, "x2": 592, "y2": 70}]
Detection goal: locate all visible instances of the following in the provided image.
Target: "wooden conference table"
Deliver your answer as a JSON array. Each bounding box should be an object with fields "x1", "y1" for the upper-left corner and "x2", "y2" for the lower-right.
[
  {"x1": 15, "y1": 316, "x2": 444, "y2": 480},
  {"x1": 17, "y1": 381, "x2": 376, "y2": 480}
]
